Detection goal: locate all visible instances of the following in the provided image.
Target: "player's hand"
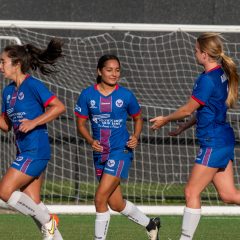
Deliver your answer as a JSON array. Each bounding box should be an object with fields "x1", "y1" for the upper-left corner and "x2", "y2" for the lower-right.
[
  {"x1": 150, "y1": 116, "x2": 169, "y2": 130},
  {"x1": 127, "y1": 135, "x2": 138, "y2": 149},
  {"x1": 19, "y1": 118, "x2": 37, "y2": 133},
  {"x1": 168, "y1": 123, "x2": 185, "y2": 136},
  {"x1": 91, "y1": 140, "x2": 103, "y2": 152}
]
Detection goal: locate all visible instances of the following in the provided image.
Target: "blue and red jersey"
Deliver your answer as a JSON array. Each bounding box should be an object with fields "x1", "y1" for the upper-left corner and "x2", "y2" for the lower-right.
[
  {"x1": 1, "y1": 75, "x2": 55, "y2": 159},
  {"x1": 192, "y1": 65, "x2": 235, "y2": 147},
  {"x1": 75, "y1": 84, "x2": 141, "y2": 159}
]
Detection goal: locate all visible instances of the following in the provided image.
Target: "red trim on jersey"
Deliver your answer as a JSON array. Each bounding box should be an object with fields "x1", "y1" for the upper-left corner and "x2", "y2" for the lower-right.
[
  {"x1": 131, "y1": 109, "x2": 142, "y2": 118},
  {"x1": 74, "y1": 112, "x2": 89, "y2": 119},
  {"x1": 44, "y1": 95, "x2": 56, "y2": 107},
  {"x1": 191, "y1": 95, "x2": 205, "y2": 105},
  {"x1": 205, "y1": 65, "x2": 221, "y2": 73}
]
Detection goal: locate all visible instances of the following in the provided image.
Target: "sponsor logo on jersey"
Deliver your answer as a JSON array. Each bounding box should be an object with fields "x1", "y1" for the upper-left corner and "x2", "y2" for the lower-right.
[
  {"x1": 92, "y1": 114, "x2": 111, "y2": 124},
  {"x1": 75, "y1": 105, "x2": 81, "y2": 112},
  {"x1": 221, "y1": 74, "x2": 227, "y2": 83},
  {"x1": 116, "y1": 99, "x2": 123, "y2": 107},
  {"x1": 197, "y1": 148, "x2": 203, "y2": 156},
  {"x1": 18, "y1": 92, "x2": 24, "y2": 100},
  {"x1": 16, "y1": 156, "x2": 24, "y2": 162},
  {"x1": 107, "y1": 159, "x2": 115, "y2": 167},
  {"x1": 7, "y1": 95, "x2": 11, "y2": 103},
  {"x1": 90, "y1": 100, "x2": 97, "y2": 108},
  {"x1": 7, "y1": 108, "x2": 14, "y2": 115}
]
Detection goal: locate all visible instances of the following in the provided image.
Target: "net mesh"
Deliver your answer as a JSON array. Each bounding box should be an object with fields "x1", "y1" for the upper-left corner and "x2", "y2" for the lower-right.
[{"x1": 0, "y1": 27, "x2": 240, "y2": 205}]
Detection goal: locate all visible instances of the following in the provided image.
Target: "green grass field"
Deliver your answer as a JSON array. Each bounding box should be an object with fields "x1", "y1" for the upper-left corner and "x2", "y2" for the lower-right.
[{"x1": 0, "y1": 214, "x2": 240, "y2": 240}]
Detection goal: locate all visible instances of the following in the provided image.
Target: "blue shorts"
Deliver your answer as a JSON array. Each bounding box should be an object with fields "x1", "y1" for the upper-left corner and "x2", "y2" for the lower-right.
[
  {"x1": 10, "y1": 153, "x2": 49, "y2": 177},
  {"x1": 195, "y1": 145, "x2": 234, "y2": 169},
  {"x1": 94, "y1": 149, "x2": 133, "y2": 180}
]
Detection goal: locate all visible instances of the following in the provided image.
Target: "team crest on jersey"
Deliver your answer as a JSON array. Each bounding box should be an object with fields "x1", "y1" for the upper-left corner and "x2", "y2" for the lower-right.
[
  {"x1": 116, "y1": 99, "x2": 123, "y2": 107},
  {"x1": 90, "y1": 100, "x2": 97, "y2": 108},
  {"x1": 107, "y1": 159, "x2": 115, "y2": 167},
  {"x1": 18, "y1": 92, "x2": 24, "y2": 100}
]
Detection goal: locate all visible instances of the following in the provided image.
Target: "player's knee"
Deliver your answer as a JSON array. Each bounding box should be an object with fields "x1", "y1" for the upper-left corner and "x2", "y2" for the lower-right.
[
  {"x1": 0, "y1": 186, "x2": 13, "y2": 202},
  {"x1": 108, "y1": 202, "x2": 124, "y2": 212},
  {"x1": 184, "y1": 185, "x2": 200, "y2": 202},
  {"x1": 94, "y1": 194, "x2": 107, "y2": 208},
  {"x1": 218, "y1": 192, "x2": 235, "y2": 204}
]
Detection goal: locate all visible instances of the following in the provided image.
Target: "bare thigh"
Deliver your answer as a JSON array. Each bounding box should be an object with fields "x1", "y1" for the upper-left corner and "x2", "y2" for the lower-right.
[
  {"x1": 21, "y1": 173, "x2": 44, "y2": 203},
  {"x1": 0, "y1": 168, "x2": 35, "y2": 202},
  {"x1": 185, "y1": 163, "x2": 218, "y2": 208},
  {"x1": 213, "y1": 161, "x2": 240, "y2": 204},
  {"x1": 95, "y1": 173, "x2": 122, "y2": 212}
]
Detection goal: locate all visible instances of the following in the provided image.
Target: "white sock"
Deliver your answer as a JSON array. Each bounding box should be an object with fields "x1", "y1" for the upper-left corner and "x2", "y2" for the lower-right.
[
  {"x1": 120, "y1": 200, "x2": 150, "y2": 227},
  {"x1": 7, "y1": 191, "x2": 50, "y2": 225},
  {"x1": 180, "y1": 207, "x2": 201, "y2": 240},
  {"x1": 95, "y1": 211, "x2": 110, "y2": 240},
  {"x1": 37, "y1": 202, "x2": 63, "y2": 240}
]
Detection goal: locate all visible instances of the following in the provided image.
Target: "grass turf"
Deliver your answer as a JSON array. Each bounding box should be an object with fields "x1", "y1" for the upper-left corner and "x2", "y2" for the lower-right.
[{"x1": 0, "y1": 214, "x2": 240, "y2": 239}]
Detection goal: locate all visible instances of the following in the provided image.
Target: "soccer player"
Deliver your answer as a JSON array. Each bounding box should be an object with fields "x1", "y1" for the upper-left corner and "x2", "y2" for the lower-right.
[
  {"x1": 0, "y1": 39, "x2": 66, "y2": 240},
  {"x1": 75, "y1": 54, "x2": 160, "y2": 240},
  {"x1": 150, "y1": 32, "x2": 239, "y2": 240}
]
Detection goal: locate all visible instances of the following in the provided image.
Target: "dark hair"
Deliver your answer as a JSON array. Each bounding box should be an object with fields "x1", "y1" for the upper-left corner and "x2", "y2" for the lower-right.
[
  {"x1": 4, "y1": 38, "x2": 63, "y2": 75},
  {"x1": 96, "y1": 54, "x2": 120, "y2": 83}
]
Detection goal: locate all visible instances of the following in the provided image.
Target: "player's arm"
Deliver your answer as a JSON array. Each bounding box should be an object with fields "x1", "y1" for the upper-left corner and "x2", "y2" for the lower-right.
[
  {"x1": 127, "y1": 113, "x2": 143, "y2": 149},
  {"x1": 150, "y1": 97, "x2": 200, "y2": 130},
  {"x1": 77, "y1": 117, "x2": 103, "y2": 152},
  {"x1": 18, "y1": 97, "x2": 65, "y2": 133},
  {"x1": 0, "y1": 114, "x2": 12, "y2": 132},
  {"x1": 168, "y1": 115, "x2": 196, "y2": 136}
]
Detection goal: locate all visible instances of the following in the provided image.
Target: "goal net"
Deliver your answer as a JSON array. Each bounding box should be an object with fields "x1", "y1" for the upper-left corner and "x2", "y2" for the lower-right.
[{"x1": 0, "y1": 26, "x2": 240, "y2": 211}]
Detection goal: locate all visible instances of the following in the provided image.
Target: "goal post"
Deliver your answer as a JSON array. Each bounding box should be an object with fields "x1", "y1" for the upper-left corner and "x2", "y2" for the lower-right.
[{"x1": 0, "y1": 22, "x2": 240, "y2": 215}]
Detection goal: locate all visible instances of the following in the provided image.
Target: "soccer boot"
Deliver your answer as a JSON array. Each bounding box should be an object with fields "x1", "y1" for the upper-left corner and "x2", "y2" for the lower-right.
[
  {"x1": 41, "y1": 214, "x2": 59, "y2": 240},
  {"x1": 146, "y1": 217, "x2": 161, "y2": 240}
]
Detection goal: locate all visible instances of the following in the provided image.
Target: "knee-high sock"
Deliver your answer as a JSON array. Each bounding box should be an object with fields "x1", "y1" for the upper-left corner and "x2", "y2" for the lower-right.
[
  {"x1": 36, "y1": 202, "x2": 63, "y2": 240},
  {"x1": 95, "y1": 211, "x2": 110, "y2": 240},
  {"x1": 180, "y1": 207, "x2": 201, "y2": 240},
  {"x1": 7, "y1": 191, "x2": 50, "y2": 225},
  {"x1": 120, "y1": 200, "x2": 150, "y2": 227}
]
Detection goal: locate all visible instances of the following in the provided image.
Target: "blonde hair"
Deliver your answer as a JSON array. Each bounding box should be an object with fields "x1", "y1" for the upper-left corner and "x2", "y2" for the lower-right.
[{"x1": 197, "y1": 32, "x2": 239, "y2": 108}]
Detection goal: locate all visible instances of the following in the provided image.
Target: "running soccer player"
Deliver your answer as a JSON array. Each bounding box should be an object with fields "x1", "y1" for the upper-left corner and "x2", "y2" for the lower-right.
[
  {"x1": 150, "y1": 32, "x2": 239, "y2": 240},
  {"x1": 75, "y1": 54, "x2": 160, "y2": 240},
  {"x1": 0, "y1": 39, "x2": 65, "y2": 240}
]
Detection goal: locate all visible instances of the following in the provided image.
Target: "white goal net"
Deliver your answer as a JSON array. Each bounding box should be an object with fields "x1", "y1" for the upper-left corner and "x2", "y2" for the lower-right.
[{"x1": 0, "y1": 26, "x2": 240, "y2": 210}]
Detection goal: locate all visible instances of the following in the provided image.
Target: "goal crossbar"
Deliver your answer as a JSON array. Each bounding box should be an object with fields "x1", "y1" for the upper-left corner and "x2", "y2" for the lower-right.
[{"x1": 0, "y1": 20, "x2": 240, "y2": 32}]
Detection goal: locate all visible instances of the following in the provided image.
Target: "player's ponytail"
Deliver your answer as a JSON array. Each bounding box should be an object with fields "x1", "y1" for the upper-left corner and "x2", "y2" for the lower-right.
[
  {"x1": 221, "y1": 53, "x2": 239, "y2": 108},
  {"x1": 4, "y1": 38, "x2": 63, "y2": 75},
  {"x1": 25, "y1": 38, "x2": 64, "y2": 75}
]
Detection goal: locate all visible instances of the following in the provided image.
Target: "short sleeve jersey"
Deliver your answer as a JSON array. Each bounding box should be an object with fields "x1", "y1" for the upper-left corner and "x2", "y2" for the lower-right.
[
  {"x1": 191, "y1": 66, "x2": 235, "y2": 147},
  {"x1": 1, "y1": 75, "x2": 55, "y2": 158},
  {"x1": 74, "y1": 84, "x2": 141, "y2": 154}
]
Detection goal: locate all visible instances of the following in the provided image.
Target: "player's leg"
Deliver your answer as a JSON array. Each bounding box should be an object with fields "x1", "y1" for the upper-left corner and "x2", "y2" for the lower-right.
[
  {"x1": 94, "y1": 173, "x2": 121, "y2": 240},
  {"x1": 0, "y1": 168, "x2": 51, "y2": 225},
  {"x1": 22, "y1": 173, "x2": 63, "y2": 240},
  {"x1": 213, "y1": 160, "x2": 240, "y2": 204},
  {"x1": 180, "y1": 163, "x2": 218, "y2": 240},
  {"x1": 108, "y1": 185, "x2": 160, "y2": 240}
]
